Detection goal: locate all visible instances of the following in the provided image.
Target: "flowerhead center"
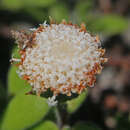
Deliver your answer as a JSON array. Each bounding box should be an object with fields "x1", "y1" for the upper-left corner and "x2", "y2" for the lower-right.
[{"x1": 50, "y1": 41, "x2": 78, "y2": 59}]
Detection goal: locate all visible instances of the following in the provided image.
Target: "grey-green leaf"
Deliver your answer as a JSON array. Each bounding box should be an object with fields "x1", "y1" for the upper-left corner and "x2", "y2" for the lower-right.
[
  {"x1": 1, "y1": 94, "x2": 50, "y2": 130},
  {"x1": 67, "y1": 90, "x2": 87, "y2": 114}
]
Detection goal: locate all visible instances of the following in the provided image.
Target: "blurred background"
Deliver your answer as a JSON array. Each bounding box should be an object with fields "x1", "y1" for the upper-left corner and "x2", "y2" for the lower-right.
[{"x1": 0, "y1": 0, "x2": 130, "y2": 130}]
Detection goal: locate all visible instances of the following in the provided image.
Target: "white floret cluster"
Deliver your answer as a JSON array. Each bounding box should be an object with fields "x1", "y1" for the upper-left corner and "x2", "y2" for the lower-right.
[{"x1": 11, "y1": 20, "x2": 107, "y2": 105}]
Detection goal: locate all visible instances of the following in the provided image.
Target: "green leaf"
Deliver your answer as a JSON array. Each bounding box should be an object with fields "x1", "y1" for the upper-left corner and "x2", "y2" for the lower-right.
[
  {"x1": 0, "y1": 81, "x2": 6, "y2": 129},
  {"x1": 8, "y1": 65, "x2": 32, "y2": 96},
  {"x1": 1, "y1": 94, "x2": 50, "y2": 130},
  {"x1": 93, "y1": 15, "x2": 128, "y2": 35},
  {"x1": 23, "y1": 0, "x2": 56, "y2": 8},
  {"x1": 0, "y1": 81, "x2": 6, "y2": 100},
  {"x1": 0, "y1": 118, "x2": 3, "y2": 130},
  {"x1": 76, "y1": 0, "x2": 94, "y2": 13},
  {"x1": 1, "y1": 0, "x2": 56, "y2": 11},
  {"x1": 1, "y1": 0, "x2": 23, "y2": 10},
  {"x1": 73, "y1": 122, "x2": 102, "y2": 130},
  {"x1": 11, "y1": 46, "x2": 20, "y2": 58},
  {"x1": 116, "y1": 114, "x2": 130, "y2": 130},
  {"x1": 67, "y1": 91, "x2": 87, "y2": 114},
  {"x1": 31, "y1": 120, "x2": 58, "y2": 130},
  {"x1": 49, "y1": 3, "x2": 69, "y2": 22},
  {"x1": 62, "y1": 125, "x2": 71, "y2": 130},
  {"x1": 75, "y1": 0, "x2": 94, "y2": 22},
  {"x1": 8, "y1": 46, "x2": 31, "y2": 95},
  {"x1": 0, "y1": 81, "x2": 6, "y2": 109},
  {"x1": 25, "y1": 8, "x2": 46, "y2": 22}
]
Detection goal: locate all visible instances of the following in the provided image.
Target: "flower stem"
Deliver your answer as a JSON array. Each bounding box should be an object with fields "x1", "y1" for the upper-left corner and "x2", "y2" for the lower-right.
[{"x1": 55, "y1": 106, "x2": 62, "y2": 130}]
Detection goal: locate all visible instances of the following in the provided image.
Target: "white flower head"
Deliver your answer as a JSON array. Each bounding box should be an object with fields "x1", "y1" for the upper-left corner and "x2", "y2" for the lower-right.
[{"x1": 11, "y1": 20, "x2": 107, "y2": 104}]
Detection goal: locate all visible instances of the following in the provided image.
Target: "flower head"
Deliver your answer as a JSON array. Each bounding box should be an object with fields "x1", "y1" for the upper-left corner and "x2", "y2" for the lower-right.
[{"x1": 11, "y1": 20, "x2": 107, "y2": 104}]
